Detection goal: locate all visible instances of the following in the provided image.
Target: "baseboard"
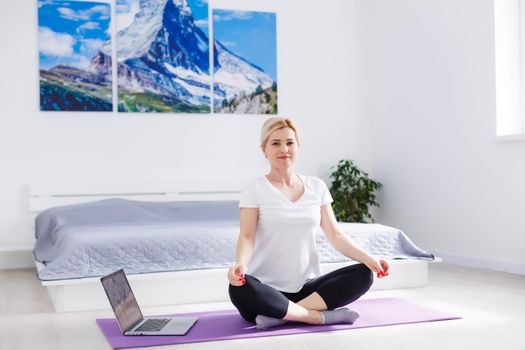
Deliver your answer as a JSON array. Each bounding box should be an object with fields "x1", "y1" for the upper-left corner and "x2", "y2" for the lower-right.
[
  {"x1": 0, "y1": 249, "x2": 34, "y2": 270},
  {"x1": 436, "y1": 252, "x2": 525, "y2": 276}
]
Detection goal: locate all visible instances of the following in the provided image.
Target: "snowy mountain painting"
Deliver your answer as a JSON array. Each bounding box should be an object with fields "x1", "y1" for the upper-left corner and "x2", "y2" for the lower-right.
[
  {"x1": 37, "y1": 0, "x2": 277, "y2": 115},
  {"x1": 110, "y1": 0, "x2": 211, "y2": 113},
  {"x1": 213, "y1": 10, "x2": 277, "y2": 114},
  {"x1": 38, "y1": 1, "x2": 112, "y2": 111}
]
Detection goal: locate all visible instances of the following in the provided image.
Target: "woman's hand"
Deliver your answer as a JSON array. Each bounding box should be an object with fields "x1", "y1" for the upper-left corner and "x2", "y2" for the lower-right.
[
  {"x1": 228, "y1": 263, "x2": 247, "y2": 286},
  {"x1": 366, "y1": 256, "x2": 390, "y2": 278}
]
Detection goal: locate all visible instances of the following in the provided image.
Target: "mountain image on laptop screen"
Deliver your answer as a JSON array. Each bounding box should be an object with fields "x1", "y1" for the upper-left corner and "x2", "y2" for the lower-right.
[{"x1": 104, "y1": 271, "x2": 142, "y2": 331}]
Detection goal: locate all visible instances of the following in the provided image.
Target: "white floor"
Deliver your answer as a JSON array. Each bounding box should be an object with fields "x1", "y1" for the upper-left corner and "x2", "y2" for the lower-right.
[{"x1": 1, "y1": 263, "x2": 524, "y2": 350}]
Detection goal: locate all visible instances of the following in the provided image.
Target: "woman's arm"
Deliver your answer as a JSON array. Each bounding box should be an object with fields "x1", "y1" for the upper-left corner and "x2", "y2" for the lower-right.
[
  {"x1": 320, "y1": 204, "x2": 390, "y2": 278},
  {"x1": 228, "y1": 207, "x2": 258, "y2": 286}
]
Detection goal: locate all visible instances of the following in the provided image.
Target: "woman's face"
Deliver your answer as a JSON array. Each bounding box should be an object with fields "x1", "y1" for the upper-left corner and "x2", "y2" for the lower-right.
[{"x1": 262, "y1": 127, "x2": 299, "y2": 169}]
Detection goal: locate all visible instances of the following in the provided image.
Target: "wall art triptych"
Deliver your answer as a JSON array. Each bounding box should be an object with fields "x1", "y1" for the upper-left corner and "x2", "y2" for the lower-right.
[{"x1": 38, "y1": 0, "x2": 277, "y2": 114}]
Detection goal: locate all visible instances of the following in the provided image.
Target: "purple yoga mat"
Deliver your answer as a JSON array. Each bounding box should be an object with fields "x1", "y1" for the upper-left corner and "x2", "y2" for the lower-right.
[{"x1": 97, "y1": 297, "x2": 461, "y2": 349}]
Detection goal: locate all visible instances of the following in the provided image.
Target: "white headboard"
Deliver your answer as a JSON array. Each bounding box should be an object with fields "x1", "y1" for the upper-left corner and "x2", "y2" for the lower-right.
[{"x1": 30, "y1": 181, "x2": 242, "y2": 214}]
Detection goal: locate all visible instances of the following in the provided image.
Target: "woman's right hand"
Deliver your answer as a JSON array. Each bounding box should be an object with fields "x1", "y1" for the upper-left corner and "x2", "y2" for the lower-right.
[{"x1": 228, "y1": 263, "x2": 247, "y2": 286}]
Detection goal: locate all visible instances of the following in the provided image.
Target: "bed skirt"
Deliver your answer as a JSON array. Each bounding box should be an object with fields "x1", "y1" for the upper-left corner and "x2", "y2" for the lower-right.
[{"x1": 36, "y1": 259, "x2": 439, "y2": 312}]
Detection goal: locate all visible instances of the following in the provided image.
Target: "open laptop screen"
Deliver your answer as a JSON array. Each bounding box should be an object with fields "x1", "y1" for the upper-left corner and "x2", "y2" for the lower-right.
[{"x1": 101, "y1": 269, "x2": 143, "y2": 332}]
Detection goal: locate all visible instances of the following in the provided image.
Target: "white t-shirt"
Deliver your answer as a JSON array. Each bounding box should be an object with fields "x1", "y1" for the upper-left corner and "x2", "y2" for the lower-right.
[{"x1": 239, "y1": 175, "x2": 333, "y2": 292}]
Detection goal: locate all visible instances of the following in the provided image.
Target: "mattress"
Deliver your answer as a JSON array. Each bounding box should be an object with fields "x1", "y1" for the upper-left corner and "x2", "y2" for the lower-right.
[{"x1": 33, "y1": 199, "x2": 434, "y2": 281}]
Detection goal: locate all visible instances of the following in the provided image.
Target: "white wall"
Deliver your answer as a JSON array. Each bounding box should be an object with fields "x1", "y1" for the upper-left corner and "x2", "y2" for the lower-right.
[
  {"x1": 0, "y1": 0, "x2": 360, "y2": 265},
  {"x1": 354, "y1": 0, "x2": 525, "y2": 274}
]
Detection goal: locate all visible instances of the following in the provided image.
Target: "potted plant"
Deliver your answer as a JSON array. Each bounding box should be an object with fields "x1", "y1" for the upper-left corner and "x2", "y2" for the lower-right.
[{"x1": 328, "y1": 159, "x2": 382, "y2": 223}]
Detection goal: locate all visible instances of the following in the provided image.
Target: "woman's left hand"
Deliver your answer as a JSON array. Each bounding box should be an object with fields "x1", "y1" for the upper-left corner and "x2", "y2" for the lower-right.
[{"x1": 366, "y1": 257, "x2": 390, "y2": 278}]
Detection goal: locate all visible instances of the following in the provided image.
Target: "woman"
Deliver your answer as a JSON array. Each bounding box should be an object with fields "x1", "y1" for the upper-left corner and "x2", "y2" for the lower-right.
[{"x1": 228, "y1": 117, "x2": 390, "y2": 329}]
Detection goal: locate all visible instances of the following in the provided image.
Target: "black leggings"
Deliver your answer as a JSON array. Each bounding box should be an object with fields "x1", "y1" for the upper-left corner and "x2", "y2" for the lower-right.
[{"x1": 228, "y1": 263, "x2": 373, "y2": 323}]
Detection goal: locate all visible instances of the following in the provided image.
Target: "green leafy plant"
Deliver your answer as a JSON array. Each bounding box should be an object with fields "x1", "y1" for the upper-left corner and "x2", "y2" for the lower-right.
[{"x1": 329, "y1": 159, "x2": 383, "y2": 223}]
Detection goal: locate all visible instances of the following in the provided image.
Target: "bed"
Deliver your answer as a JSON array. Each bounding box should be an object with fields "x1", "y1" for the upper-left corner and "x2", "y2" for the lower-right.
[{"x1": 30, "y1": 183, "x2": 437, "y2": 312}]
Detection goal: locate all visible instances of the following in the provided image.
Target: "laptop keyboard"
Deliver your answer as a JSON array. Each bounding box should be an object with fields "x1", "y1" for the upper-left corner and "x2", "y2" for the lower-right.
[{"x1": 135, "y1": 318, "x2": 170, "y2": 332}]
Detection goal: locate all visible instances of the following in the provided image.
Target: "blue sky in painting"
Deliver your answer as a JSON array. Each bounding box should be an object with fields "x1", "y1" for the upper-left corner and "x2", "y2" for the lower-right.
[
  {"x1": 188, "y1": 0, "x2": 209, "y2": 36},
  {"x1": 38, "y1": 0, "x2": 111, "y2": 70},
  {"x1": 213, "y1": 10, "x2": 276, "y2": 81},
  {"x1": 116, "y1": 0, "x2": 209, "y2": 36}
]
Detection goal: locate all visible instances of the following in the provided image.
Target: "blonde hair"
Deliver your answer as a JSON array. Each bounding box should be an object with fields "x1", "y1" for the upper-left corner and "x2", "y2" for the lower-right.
[{"x1": 260, "y1": 117, "x2": 300, "y2": 148}]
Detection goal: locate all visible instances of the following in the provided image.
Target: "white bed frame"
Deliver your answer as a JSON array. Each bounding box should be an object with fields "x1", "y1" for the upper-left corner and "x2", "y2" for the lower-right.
[{"x1": 30, "y1": 182, "x2": 437, "y2": 312}]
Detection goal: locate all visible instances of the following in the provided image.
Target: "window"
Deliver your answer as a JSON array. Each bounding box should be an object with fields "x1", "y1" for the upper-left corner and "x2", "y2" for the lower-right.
[{"x1": 494, "y1": 0, "x2": 525, "y2": 138}]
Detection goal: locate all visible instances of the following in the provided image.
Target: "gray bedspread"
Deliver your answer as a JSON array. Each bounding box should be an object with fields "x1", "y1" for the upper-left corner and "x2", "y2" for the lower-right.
[{"x1": 33, "y1": 199, "x2": 434, "y2": 281}]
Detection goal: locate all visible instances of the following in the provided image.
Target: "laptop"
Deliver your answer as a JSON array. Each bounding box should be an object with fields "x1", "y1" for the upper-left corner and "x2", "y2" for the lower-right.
[{"x1": 100, "y1": 269, "x2": 198, "y2": 336}]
